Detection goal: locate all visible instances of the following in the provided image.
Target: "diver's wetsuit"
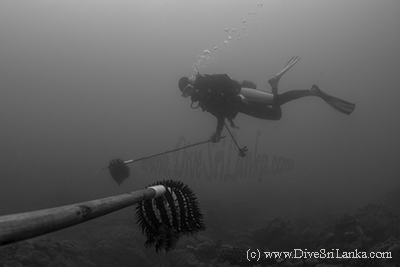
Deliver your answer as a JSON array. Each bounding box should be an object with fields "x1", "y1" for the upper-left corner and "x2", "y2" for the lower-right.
[
  {"x1": 239, "y1": 88, "x2": 312, "y2": 120},
  {"x1": 191, "y1": 73, "x2": 312, "y2": 122},
  {"x1": 184, "y1": 56, "x2": 355, "y2": 142},
  {"x1": 191, "y1": 73, "x2": 241, "y2": 121}
]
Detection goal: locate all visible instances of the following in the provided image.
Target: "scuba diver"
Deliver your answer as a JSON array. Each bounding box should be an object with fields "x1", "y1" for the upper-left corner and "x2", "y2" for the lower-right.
[{"x1": 178, "y1": 56, "x2": 355, "y2": 143}]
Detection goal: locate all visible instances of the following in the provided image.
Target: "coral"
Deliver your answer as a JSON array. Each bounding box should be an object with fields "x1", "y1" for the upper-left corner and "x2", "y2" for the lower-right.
[
  {"x1": 156, "y1": 249, "x2": 197, "y2": 267},
  {"x1": 3, "y1": 201, "x2": 400, "y2": 267},
  {"x1": 80, "y1": 223, "x2": 154, "y2": 267},
  {"x1": 285, "y1": 258, "x2": 303, "y2": 267},
  {"x1": 175, "y1": 236, "x2": 199, "y2": 250},
  {"x1": 188, "y1": 235, "x2": 219, "y2": 262},
  {"x1": 0, "y1": 238, "x2": 96, "y2": 267},
  {"x1": 88, "y1": 237, "x2": 150, "y2": 267},
  {"x1": 88, "y1": 224, "x2": 142, "y2": 248},
  {"x1": 202, "y1": 202, "x2": 400, "y2": 267},
  {"x1": 216, "y1": 244, "x2": 275, "y2": 267},
  {"x1": 252, "y1": 216, "x2": 301, "y2": 251},
  {"x1": 31, "y1": 250, "x2": 51, "y2": 266},
  {"x1": 353, "y1": 203, "x2": 400, "y2": 243},
  {"x1": 367, "y1": 236, "x2": 400, "y2": 266},
  {"x1": 3, "y1": 260, "x2": 24, "y2": 267},
  {"x1": 194, "y1": 241, "x2": 217, "y2": 261},
  {"x1": 304, "y1": 258, "x2": 319, "y2": 266},
  {"x1": 217, "y1": 245, "x2": 250, "y2": 267},
  {"x1": 316, "y1": 203, "x2": 400, "y2": 253}
]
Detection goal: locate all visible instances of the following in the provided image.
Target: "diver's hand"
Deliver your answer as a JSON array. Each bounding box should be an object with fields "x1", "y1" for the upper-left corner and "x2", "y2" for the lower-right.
[
  {"x1": 210, "y1": 133, "x2": 221, "y2": 143},
  {"x1": 228, "y1": 118, "x2": 240, "y2": 129},
  {"x1": 239, "y1": 146, "x2": 248, "y2": 157}
]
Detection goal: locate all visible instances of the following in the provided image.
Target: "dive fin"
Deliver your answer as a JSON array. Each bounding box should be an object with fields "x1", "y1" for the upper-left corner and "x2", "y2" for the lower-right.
[
  {"x1": 311, "y1": 84, "x2": 356, "y2": 115},
  {"x1": 268, "y1": 56, "x2": 301, "y2": 89}
]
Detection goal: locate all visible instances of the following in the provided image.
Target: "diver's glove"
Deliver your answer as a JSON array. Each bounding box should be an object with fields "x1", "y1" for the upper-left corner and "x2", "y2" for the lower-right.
[
  {"x1": 238, "y1": 146, "x2": 248, "y2": 157},
  {"x1": 210, "y1": 133, "x2": 221, "y2": 143}
]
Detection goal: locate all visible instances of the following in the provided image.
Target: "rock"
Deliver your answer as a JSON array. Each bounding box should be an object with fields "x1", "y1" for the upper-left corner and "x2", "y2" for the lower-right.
[
  {"x1": 47, "y1": 247, "x2": 58, "y2": 258},
  {"x1": 32, "y1": 251, "x2": 51, "y2": 266},
  {"x1": 322, "y1": 233, "x2": 335, "y2": 243},
  {"x1": 353, "y1": 203, "x2": 400, "y2": 243},
  {"x1": 336, "y1": 254, "x2": 350, "y2": 263},
  {"x1": 315, "y1": 264, "x2": 343, "y2": 267},
  {"x1": 197, "y1": 241, "x2": 213, "y2": 252},
  {"x1": 176, "y1": 236, "x2": 198, "y2": 249},
  {"x1": 186, "y1": 254, "x2": 199, "y2": 267},
  {"x1": 343, "y1": 231, "x2": 356, "y2": 241},
  {"x1": 252, "y1": 216, "x2": 301, "y2": 251},
  {"x1": 47, "y1": 262, "x2": 65, "y2": 267},
  {"x1": 2, "y1": 238, "x2": 97, "y2": 267},
  {"x1": 387, "y1": 240, "x2": 400, "y2": 262},
  {"x1": 285, "y1": 258, "x2": 303, "y2": 266},
  {"x1": 0, "y1": 253, "x2": 13, "y2": 267},
  {"x1": 304, "y1": 258, "x2": 319, "y2": 266},
  {"x1": 3, "y1": 260, "x2": 23, "y2": 267},
  {"x1": 186, "y1": 245, "x2": 197, "y2": 252},
  {"x1": 14, "y1": 246, "x2": 33, "y2": 264},
  {"x1": 388, "y1": 242, "x2": 400, "y2": 253},
  {"x1": 76, "y1": 256, "x2": 97, "y2": 267},
  {"x1": 346, "y1": 240, "x2": 362, "y2": 251}
]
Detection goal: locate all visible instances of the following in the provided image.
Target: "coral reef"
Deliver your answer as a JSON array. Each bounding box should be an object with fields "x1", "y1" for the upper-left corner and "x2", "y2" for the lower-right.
[
  {"x1": 2, "y1": 202, "x2": 399, "y2": 267},
  {"x1": 0, "y1": 238, "x2": 96, "y2": 267},
  {"x1": 252, "y1": 216, "x2": 302, "y2": 251},
  {"x1": 316, "y1": 203, "x2": 400, "y2": 252},
  {"x1": 352, "y1": 203, "x2": 400, "y2": 243},
  {"x1": 89, "y1": 240, "x2": 148, "y2": 267},
  {"x1": 216, "y1": 244, "x2": 276, "y2": 267},
  {"x1": 217, "y1": 245, "x2": 251, "y2": 267},
  {"x1": 85, "y1": 225, "x2": 152, "y2": 267}
]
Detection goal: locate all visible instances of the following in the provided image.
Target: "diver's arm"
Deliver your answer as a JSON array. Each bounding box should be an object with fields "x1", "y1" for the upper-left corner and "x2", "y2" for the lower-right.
[{"x1": 210, "y1": 116, "x2": 224, "y2": 143}]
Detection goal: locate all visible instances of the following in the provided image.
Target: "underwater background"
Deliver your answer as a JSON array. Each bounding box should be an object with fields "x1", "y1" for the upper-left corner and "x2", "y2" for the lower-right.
[{"x1": 1, "y1": 0, "x2": 400, "y2": 266}]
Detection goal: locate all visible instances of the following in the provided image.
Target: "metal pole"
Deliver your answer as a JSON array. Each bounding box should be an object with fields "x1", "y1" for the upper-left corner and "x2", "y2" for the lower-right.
[
  {"x1": 123, "y1": 136, "x2": 227, "y2": 165},
  {"x1": 0, "y1": 186, "x2": 166, "y2": 246}
]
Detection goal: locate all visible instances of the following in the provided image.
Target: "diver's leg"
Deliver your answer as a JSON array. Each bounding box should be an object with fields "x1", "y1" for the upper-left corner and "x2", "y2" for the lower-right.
[
  {"x1": 241, "y1": 85, "x2": 315, "y2": 107},
  {"x1": 268, "y1": 56, "x2": 300, "y2": 95},
  {"x1": 239, "y1": 89, "x2": 316, "y2": 120},
  {"x1": 240, "y1": 87, "x2": 310, "y2": 116},
  {"x1": 240, "y1": 87, "x2": 274, "y2": 105},
  {"x1": 239, "y1": 102, "x2": 282, "y2": 120},
  {"x1": 239, "y1": 87, "x2": 281, "y2": 119},
  {"x1": 240, "y1": 56, "x2": 300, "y2": 106},
  {"x1": 275, "y1": 89, "x2": 313, "y2": 105}
]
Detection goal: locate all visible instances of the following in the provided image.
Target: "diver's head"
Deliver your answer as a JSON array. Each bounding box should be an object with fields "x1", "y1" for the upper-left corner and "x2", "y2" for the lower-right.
[{"x1": 179, "y1": 76, "x2": 195, "y2": 98}]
